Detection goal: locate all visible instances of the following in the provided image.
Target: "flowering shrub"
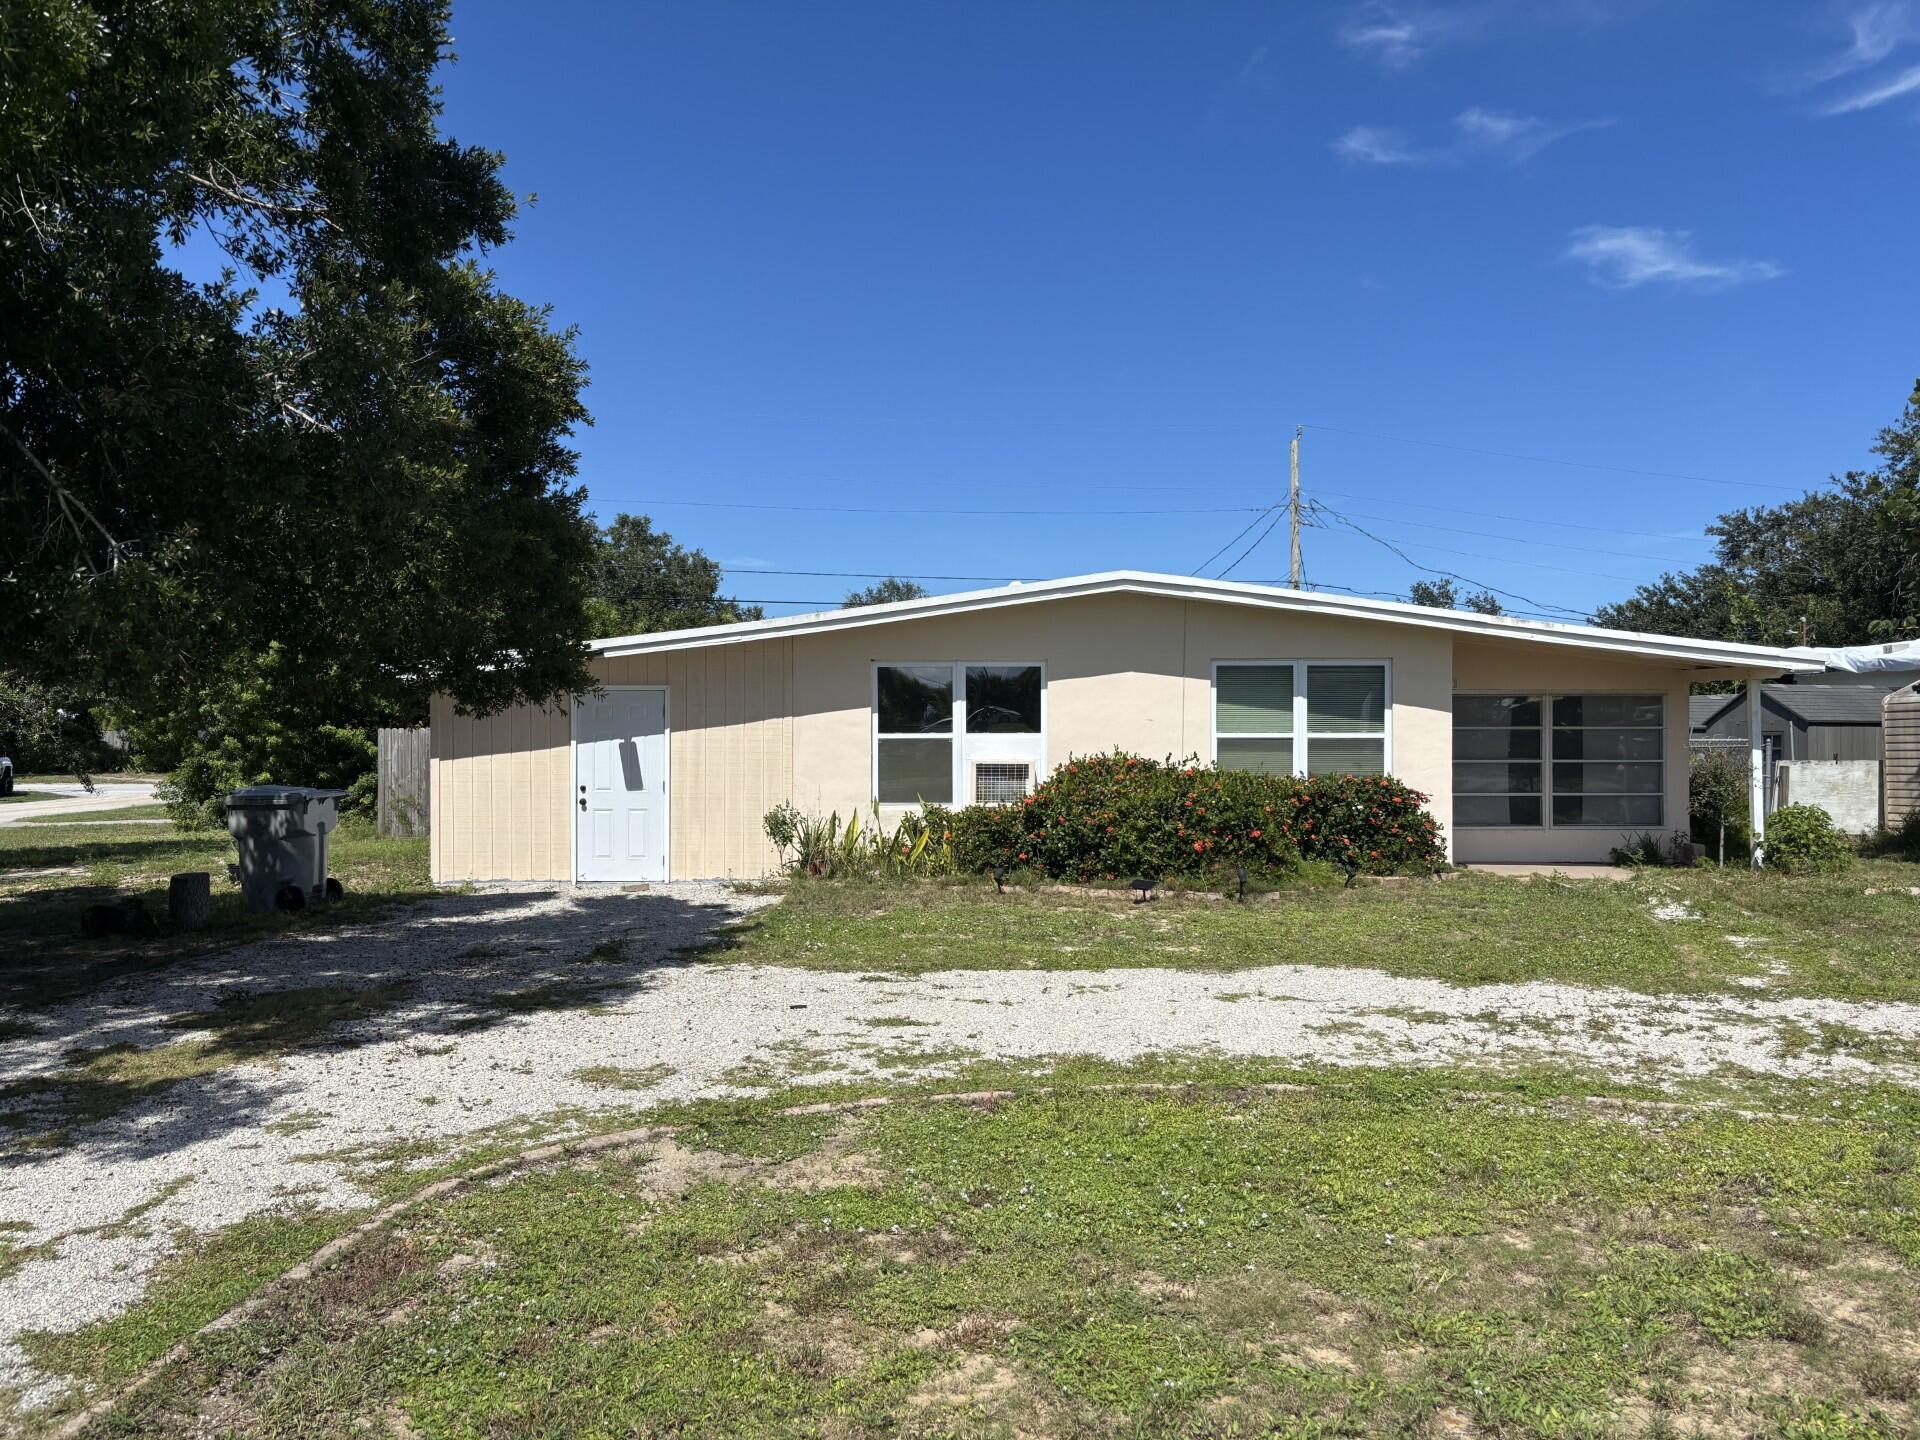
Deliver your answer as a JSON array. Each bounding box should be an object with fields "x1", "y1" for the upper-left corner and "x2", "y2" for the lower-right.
[{"x1": 945, "y1": 752, "x2": 1445, "y2": 882}]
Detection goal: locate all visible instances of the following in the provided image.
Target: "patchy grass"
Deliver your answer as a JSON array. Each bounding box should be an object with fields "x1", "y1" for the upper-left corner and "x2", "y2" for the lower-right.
[
  {"x1": 30, "y1": 1061, "x2": 1920, "y2": 1438},
  {"x1": 572, "y1": 1063, "x2": 677, "y2": 1091},
  {"x1": 0, "y1": 815, "x2": 433, "y2": 1013},
  {"x1": 711, "y1": 862, "x2": 1920, "y2": 1003},
  {"x1": 0, "y1": 984, "x2": 414, "y2": 1153}
]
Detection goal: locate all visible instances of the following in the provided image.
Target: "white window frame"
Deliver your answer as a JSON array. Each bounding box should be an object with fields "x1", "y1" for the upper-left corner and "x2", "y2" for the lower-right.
[
  {"x1": 1209, "y1": 660, "x2": 1393, "y2": 778},
  {"x1": 871, "y1": 661, "x2": 1047, "y2": 807},
  {"x1": 1451, "y1": 690, "x2": 1664, "y2": 829}
]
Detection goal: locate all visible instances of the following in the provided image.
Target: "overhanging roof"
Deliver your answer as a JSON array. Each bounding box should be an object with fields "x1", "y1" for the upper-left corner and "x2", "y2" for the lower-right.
[{"x1": 588, "y1": 570, "x2": 1824, "y2": 673}]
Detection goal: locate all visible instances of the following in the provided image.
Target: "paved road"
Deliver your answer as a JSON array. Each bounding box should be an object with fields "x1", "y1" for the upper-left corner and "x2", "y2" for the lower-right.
[{"x1": 0, "y1": 781, "x2": 160, "y2": 827}]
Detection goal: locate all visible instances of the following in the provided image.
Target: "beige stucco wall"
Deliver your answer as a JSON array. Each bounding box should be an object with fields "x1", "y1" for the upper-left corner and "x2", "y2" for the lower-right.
[
  {"x1": 1450, "y1": 638, "x2": 1694, "y2": 864},
  {"x1": 788, "y1": 591, "x2": 1455, "y2": 852},
  {"x1": 431, "y1": 639, "x2": 793, "y2": 883},
  {"x1": 431, "y1": 593, "x2": 1752, "y2": 881}
]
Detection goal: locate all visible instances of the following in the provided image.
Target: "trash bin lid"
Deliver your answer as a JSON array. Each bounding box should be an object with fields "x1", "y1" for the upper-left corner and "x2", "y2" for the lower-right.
[{"x1": 226, "y1": 785, "x2": 350, "y2": 808}]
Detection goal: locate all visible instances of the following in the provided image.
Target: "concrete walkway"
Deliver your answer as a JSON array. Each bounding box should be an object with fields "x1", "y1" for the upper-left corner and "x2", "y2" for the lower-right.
[{"x1": 0, "y1": 782, "x2": 160, "y2": 827}]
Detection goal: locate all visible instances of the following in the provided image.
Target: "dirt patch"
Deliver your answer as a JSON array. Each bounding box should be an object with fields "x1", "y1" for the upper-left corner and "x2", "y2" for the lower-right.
[
  {"x1": 907, "y1": 1351, "x2": 1023, "y2": 1409},
  {"x1": 633, "y1": 1137, "x2": 761, "y2": 1198},
  {"x1": 768, "y1": 1128, "x2": 885, "y2": 1192}
]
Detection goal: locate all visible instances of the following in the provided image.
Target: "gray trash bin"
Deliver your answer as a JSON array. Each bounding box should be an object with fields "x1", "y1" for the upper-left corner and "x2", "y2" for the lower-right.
[{"x1": 225, "y1": 786, "x2": 348, "y2": 913}]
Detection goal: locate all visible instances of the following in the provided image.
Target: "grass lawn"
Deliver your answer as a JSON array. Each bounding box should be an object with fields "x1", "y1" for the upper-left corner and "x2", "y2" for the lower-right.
[
  {"x1": 26, "y1": 1060, "x2": 1920, "y2": 1439},
  {"x1": 715, "y1": 860, "x2": 1920, "y2": 1004},
  {"x1": 8, "y1": 802, "x2": 174, "y2": 823},
  {"x1": 0, "y1": 814, "x2": 432, "y2": 1013}
]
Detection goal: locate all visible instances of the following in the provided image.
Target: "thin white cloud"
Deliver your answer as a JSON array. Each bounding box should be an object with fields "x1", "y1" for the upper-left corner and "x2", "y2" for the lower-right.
[
  {"x1": 1823, "y1": 58, "x2": 1920, "y2": 110},
  {"x1": 1804, "y1": 2, "x2": 1919, "y2": 84},
  {"x1": 1336, "y1": 3, "x2": 1429, "y2": 67},
  {"x1": 1334, "y1": 0, "x2": 1626, "y2": 70},
  {"x1": 1564, "y1": 226, "x2": 1785, "y2": 291},
  {"x1": 1332, "y1": 125, "x2": 1418, "y2": 164},
  {"x1": 1334, "y1": 108, "x2": 1607, "y2": 167}
]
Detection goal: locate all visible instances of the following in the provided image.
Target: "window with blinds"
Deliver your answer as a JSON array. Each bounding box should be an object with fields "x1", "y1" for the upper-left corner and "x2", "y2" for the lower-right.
[
  {"x1": 1214, "y1": 661, "x2": 1388, "y2": 777},
  {"x1": 1214, "y1": 664, "x2": 1293, "y2": 776}
]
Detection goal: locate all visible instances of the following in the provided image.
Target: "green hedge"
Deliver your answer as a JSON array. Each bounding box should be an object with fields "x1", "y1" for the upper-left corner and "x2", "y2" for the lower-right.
[{"x1": 944, "y1": 752, "x2": 1445, "y2": 883}]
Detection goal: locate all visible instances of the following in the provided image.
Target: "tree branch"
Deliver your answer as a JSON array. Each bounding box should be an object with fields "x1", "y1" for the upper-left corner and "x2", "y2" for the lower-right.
[
  {"x1": 0, "y1": 421, "x2": 123, "y2": 575},
  {"x1": 183, "y1": 165, "x2": 336, "y2": 232}
]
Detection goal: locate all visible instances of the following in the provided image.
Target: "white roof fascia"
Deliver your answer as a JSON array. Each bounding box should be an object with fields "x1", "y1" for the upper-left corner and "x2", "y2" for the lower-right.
[{"x1": 587, "y1": 571, "x2": 1823, "y2": 673}]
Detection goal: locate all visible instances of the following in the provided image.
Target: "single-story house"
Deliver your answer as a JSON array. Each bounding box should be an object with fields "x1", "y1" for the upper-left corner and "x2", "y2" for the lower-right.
[
  {"x1": 429, "y1": 571, "x2": 1821, "y2": 883},
  {"x1": 1690, "y1": 682, "x2": 1900, "y2": 763}
]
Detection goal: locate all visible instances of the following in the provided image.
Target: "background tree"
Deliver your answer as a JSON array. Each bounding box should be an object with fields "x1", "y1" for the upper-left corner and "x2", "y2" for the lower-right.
[
  {"x1": 2, "y1": 0, "x2": 601, "y2": 818},
  {"x1": 587, "y1": 514, "x2": 763, "y2": 634},
  {"x1": 1594, "y1": 381, "x2": 1920, "y2": 645},
  {"x1": 844, "y1": 577, "x2": 930, "y2": 608},
  {"x1": 1688, "y1": 750, "x2": 1748, "y2": 867},
  {"x1": 1408, "y1": 579, "x2": 1503, "y2": 615}
]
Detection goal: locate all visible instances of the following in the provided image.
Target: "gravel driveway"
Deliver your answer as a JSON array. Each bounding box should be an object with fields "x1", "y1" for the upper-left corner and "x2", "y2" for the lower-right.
[{"x1": 5, "y1": 881, "x2": 1920, "y2": 1413}]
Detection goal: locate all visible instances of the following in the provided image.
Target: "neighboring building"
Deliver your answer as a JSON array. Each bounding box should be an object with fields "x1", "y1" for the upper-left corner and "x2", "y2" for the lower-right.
[
  {"x1": 1888, "y1": 685, "x2": 1920, "y2": 828},
  {"x1": 1690, "y1": 683, "x2": 1897, "y2": 763},
  {"x1": 429, "y1": 571, "x2": 1820, "y2": 882}
]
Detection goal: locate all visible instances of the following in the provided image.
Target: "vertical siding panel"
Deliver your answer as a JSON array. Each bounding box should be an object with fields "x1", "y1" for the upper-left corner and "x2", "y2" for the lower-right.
[{"x1": 727, "y1": 644, "x2": 746, "y2": 874}]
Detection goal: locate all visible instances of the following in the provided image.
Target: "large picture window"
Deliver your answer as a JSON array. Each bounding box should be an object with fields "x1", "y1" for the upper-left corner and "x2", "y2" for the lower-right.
[
  {"x1": 1213, "y1": 661, "x2": 1388, "y2": 777},
  {"x1": 1453, "y1": 692, "x2": 1663, "y2": 828},
  {"x1": 874, "y1": 663, "x2": 1043, "y2": 805}
]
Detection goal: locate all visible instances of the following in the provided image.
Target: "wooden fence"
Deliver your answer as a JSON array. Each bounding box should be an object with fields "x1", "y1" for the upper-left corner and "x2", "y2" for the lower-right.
[{"x1": 377, "y1": 727, "x2": 430, "y2": 838}]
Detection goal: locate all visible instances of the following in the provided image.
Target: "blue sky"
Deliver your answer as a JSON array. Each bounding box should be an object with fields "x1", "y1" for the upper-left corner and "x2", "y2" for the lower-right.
[{"x1": 425, "y1": 1, "x2": 1917, "y2": 625}]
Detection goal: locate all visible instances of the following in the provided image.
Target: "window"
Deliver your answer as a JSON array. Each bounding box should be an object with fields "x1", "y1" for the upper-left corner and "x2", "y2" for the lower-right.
[
  {"x1": 1453, "y1": 695, "x2": 1544, "y2": 827},
  {"x1": 1551, "y1": 694, "x2": 1663, "y2": 827},
  {"x1": 1213, "y1": 661, "x2": 1389, "y2": 777},
  {"x1": 1452, "y1": 692, "x2": 1664, "y2": 828},
  {"x1": 1215, "y1": 664, "x2": 1293, "y2": 775},
  {"x1": 874, "y1": 664, "x2": 1043, "y2": 805}
]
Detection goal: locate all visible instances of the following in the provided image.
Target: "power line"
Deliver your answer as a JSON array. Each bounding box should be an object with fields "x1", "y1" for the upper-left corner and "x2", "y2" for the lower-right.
[
  {"x1": 1216, "y1": 508, "x2": 1289, "y2": 579},
  {"x1": 1301, "y1": 422, "x2": 1805, "y2": 494},
  {"x1": 1311, "y1": 506, "x2": 1690, "y2": 564},
  {"x1": 630, "y1": 498, "x2": 1265, "y2": 517},
  {"x1": 1306, "y1": 503, "x2": 1640, "y2": 584},
  {"x1": 1307, "y1": 487, "x2": 1711, "y2": 543},
  {"x1": 1283, "y1": 578, "x2": 1586, "y2": 624},
  {"x1": 1305, "y1": 502, "x2": 1592, "y2": 617},
  {"x1": 725, "y1": 566, "x2": 1039, "y2": 582},
  {"x1": 1190, "y1": 507, "x2": 1278, "y2": 576}
]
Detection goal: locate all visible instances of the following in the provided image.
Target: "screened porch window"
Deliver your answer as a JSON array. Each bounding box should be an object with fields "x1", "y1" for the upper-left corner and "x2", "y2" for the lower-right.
[
  {"x1": 1214, "y1": 662, "x2": 1388, "y2": 777},
  {"x1": 1452, "y1": 692, "x2": 1664, "y2": 828}
]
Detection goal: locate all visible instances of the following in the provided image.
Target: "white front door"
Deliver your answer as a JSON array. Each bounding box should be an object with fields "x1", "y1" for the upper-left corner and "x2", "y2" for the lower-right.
[{"x1": 573, "y1": 687, "x2": 668, "y2": 882}]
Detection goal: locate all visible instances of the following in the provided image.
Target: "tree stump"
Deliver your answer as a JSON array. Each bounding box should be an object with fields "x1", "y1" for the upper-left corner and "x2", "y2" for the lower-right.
[{"x1": 168, "y1": 872, "x2": 211, "y2": 930}]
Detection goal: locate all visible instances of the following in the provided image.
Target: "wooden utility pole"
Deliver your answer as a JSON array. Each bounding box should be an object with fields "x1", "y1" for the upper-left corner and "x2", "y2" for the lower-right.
[{"x1": 1288, "y1": 426, "x2": 1303, "y2": 588}]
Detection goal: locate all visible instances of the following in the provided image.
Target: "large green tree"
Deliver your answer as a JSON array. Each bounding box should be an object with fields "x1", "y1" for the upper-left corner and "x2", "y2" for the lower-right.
[
  {"x1": 1408, "y1": 579, "x2": 1503, "y2": 615},
  {"x1": 2, "y1": 0, "x2": 600, "y2": 811},
  {"x1": 844, "y1": 577, "x2": 929, "y2": 608},
  {"x1": 587, "y1": 515, "x2": 763, "y2": 635},
  {"x1": 1594, "y1": 382, "x2": 1920, "y2": 645}
]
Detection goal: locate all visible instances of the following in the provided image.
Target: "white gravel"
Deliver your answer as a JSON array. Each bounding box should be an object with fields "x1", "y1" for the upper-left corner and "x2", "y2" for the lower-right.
[{"x1": 4, "y1": 880, "x2": 1920, "y2": 1415}]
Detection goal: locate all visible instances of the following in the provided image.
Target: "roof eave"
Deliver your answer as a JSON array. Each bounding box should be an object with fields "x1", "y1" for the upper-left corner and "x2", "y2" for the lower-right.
[{"x1": 586, "y1": 571, "x2": 1823, "y2": 673}]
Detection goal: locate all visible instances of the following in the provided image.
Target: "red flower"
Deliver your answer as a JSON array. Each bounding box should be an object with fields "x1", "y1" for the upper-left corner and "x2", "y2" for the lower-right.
[
  {"x1": 1018, "y1": 851, "x2": 1029, "y2": 860},
  {"x1": 1250, "y1": 829, "x2": 1262, "y2": 839},
  {"x1": 1194, "y1": 840, "x2": 1206, "y2": 852}
]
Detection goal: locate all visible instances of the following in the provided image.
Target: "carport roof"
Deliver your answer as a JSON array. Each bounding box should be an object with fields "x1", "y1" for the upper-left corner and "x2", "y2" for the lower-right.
[{"x1": 588, "y1": 571, "x2": 1823, "y2": 675}]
